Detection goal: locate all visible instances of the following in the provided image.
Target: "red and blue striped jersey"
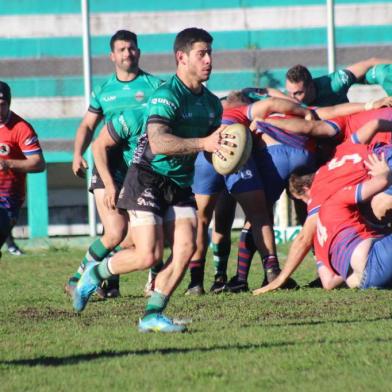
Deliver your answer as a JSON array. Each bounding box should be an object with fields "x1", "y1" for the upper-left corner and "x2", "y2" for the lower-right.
[
  {"x1": 0, "y1": 111, "x2": 42, "y2": 203},
  {"x1": 314, "y1": 183, "x2": 380, "y2": 276}
]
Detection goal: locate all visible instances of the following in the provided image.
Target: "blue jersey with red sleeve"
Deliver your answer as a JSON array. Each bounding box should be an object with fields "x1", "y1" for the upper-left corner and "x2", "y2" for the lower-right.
[{"x1": 0, "y1": 111, "x2": 42, "y2": 206}]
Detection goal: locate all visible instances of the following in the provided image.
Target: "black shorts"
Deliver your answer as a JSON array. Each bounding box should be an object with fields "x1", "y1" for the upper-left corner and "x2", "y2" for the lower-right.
[
  {"x1": 88, "y1": 165, "x2": 124, "y2": 193},
  {"x1": 116, "y1": 164, "x2": 196, "y2": 216}
]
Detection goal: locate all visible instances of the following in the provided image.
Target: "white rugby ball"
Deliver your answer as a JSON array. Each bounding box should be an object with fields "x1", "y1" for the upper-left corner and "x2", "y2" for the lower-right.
[{"x1": 212, "y1": 123, "x2": 253, "y2": 175}]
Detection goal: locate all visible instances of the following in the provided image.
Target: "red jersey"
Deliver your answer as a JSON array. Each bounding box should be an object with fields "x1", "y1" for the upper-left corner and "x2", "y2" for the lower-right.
[
  {"x1": 314, "y1": 184, "x2": 379, "y2": 276},
  {"x1": 0, "y1": 111, "x2": 42, "y2": 203},
  {"x1": 308, "y1": 140, "x2": 371, "y2": 216},
  {"x1": 329, "y1": 107, "x2": 392, "y2": 146},
  {"x1": 222, "y1": 105, "x2": 251, "y2": 127}
]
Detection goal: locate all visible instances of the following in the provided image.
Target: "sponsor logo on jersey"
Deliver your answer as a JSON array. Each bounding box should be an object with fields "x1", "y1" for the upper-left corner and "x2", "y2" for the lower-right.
[
  {"x1": 141, "y1": 188, "x2": 154, "y2": 199},
  {"x1": 0, "y1": 143, "x2": 10, "y2": 156},
  {"x1": 135, "y1": 91, "x2": 145, "y2": 102},
  {"x1": 338, "y1": 70, "x2": 350, "y2": 85},
  {"x1": 119, "y1": 115, "x2": 129, "y2": 132},
  {"x1": 137, "y1": 197, "x2": 158, "y2": 208},
  {"x1": 151, "y1": 97, "x2": 177, "y2": 110},
  {"x1": 182, "y1": 112, "x2": 193, "y2": 119},
  {"x1": 24, "y1": 136, "x2": 38, "y2": 146},
  {"x1": 240, "y1": 169, "x2": 253, "y2": 180},
  {"x1": 102, "y1": 95, "x2": 116, "y2": 102}
]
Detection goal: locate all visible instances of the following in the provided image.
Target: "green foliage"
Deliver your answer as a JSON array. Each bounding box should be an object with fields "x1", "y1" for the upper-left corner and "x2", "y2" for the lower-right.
[{"x1": 1, "y1": 237, "x2": 392, "y2": 391}]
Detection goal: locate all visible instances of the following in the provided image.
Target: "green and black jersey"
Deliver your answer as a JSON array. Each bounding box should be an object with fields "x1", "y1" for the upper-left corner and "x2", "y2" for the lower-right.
[
  {"x1": 312, "y1": 69, "x2": 357, "y2": 106},
  {"x1": 89, "y1": 70, "x2": 163, "y2": 122},
  {"x1": 133, "y1": 74, "x2": 222, "y2": 188},
  {"x1": 107, "y1": 107, "x2": 145, "y2": 169}
]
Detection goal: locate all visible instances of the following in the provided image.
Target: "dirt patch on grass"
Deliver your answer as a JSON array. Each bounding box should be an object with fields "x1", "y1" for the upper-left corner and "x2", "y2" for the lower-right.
[{"x1": 16, "y1": 306, "x2": 77, "y2": 321}]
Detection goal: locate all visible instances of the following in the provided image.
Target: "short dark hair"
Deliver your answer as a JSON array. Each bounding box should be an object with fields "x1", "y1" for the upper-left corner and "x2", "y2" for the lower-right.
[
  {"x1": 286, "y1": 64, "x2": 313, "y2": 87},
  {"x1": 173, "y1": 27, "x2": 213, "y2": 54},
  {"x1": 288, "y1": 169, "x2": 315, "y2": 197},
  {"x1": 0, "y1": 81, "x2": 11, "y2": 105},
  {"x1": 110, "y1": 30, "x2": 138, "y2": 51},
  {"x1": 226, "y1": 90, "x2": 253, "y2": 106}
]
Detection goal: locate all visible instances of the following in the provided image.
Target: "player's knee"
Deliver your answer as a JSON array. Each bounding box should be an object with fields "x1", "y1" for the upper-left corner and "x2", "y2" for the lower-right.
[
  {"x1": 140, "y1": 252, "x2": 161, "y2": 269},
  {"x1": 101, "y1": 226, "x2": 127, "y2": 248}
]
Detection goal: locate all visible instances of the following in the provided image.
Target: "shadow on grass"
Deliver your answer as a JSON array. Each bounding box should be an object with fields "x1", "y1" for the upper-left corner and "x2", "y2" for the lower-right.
[
  {"x1": 229, "y1": 314, "x2": 392, "y2": 329},
  {"x1": 2, "y1": 334, "x2": 392, "y2": 368}
]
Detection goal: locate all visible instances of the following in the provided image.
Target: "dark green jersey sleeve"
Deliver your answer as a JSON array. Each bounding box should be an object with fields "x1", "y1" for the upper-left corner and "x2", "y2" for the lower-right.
[
  {"x1": 313, "y1": 69, "x2": 357, "y2": 106},
  {"x1": 146, "y1": 92, "x2": 179, "y2": 129}
]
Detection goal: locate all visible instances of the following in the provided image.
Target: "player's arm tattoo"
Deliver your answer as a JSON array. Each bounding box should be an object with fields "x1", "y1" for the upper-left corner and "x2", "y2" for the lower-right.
[{"x1": 148, "y1": 122, "x2": 203, "y2": 155}]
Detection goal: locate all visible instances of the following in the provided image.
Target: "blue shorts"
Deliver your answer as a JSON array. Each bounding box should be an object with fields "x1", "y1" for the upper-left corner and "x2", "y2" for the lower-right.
[
  {"x1": 360, "y1": 234, "x2": 392, "y2": 289},
  {"x1": 192, "y1": 152, "x2": 263, "y2": 195},
  {"x1": 254, "y1": 144, "x2": 316, "y2": 204}
]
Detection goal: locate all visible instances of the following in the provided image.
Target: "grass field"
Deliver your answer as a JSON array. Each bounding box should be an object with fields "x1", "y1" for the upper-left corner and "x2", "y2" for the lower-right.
[{"x1": 2, "y1": 234, "x2": 392, "y2": 392}]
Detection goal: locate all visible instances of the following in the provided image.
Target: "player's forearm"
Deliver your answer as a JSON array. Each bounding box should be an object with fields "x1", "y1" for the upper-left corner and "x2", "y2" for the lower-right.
[
  {"x1": 149, "y1": 132, "x2": 204, "y2": 155},
  {"x1": 267, "y1": 97, "x2": 310, "y2": 118},
  {"x1": 3, "y1": 155, "x2": 45, "y2": 173},
  {"x1": 317, "y1": 102, "x2": 366, "y2": 120},
  {"x1": 92, "y1": 144, "x2": 116, "y2": 189},
  {"x1": 74, "y1": 125, "x2": 95, "y2": 157},
  {"x1": 281, "y1": 231, "x2": 313, "y2": 279},
  {"x1": 265, "y1": 117, "x2": 314, "y2": 135},
  {"x1": 356, "y1": 119, "x2": 392, "y2": 144}
]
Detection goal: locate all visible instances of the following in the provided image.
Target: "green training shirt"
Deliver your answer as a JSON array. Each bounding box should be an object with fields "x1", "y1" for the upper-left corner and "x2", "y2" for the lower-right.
[
  {"x1": 89, "y1": 70, "x2": 163, "y2": 122},
  {"x1": 312, "y1": 69, "x2": 357, "y2": 106},
  {"x1": 133, "y1": 74, "x2": 222, "y2": 188}
]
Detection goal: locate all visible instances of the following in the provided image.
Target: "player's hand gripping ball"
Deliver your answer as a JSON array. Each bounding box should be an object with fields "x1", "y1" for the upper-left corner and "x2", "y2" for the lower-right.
[{"x1": 212, "y1": 123, "x2": 253, "y2": 175}]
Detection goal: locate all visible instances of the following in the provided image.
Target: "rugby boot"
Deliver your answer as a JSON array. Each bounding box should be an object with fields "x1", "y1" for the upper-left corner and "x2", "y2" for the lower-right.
[
  {"x1": 73, "y1": 262, "x2": 100, "y2": 312},
  {"x1": 185, "y1": 283, "x2": 205, "y2": 296},
  {"x1": 209, "y1": 274, "x2": 227, "y2": 294},
  {"x1": 225, "y1": 275, "x2": 249, "y2": 293},
  {"x1": 138, "y1": 313, "x2": 187, "y2": 333}
]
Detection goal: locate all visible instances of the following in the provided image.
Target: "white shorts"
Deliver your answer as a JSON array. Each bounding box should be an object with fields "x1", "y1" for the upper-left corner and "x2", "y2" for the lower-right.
[{"x1": 129, "y1": 205, "x2": 197, "y2": 227}]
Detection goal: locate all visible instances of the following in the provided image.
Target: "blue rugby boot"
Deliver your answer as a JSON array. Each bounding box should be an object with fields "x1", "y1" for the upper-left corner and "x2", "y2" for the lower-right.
[
  {"x1": 138, "y1": 313, "x2": 187, "y2": 333},
  {"x1": 73, "y1": 261, "x2": 100, "y2": 312}
]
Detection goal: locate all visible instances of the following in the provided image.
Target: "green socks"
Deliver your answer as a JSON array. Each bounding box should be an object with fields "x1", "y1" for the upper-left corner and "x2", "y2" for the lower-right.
[
  {"x1": 70, "y1": 239, "x2": 112, "y2": 282},
  {"x1": 143, "y1": 291, "x2": 169, "y2": 319}
]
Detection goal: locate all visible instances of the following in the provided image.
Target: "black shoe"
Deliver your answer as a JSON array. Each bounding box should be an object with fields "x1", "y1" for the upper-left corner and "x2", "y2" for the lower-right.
[
  {"x1": 225, "y1": 276, "x2": 249, "y2": 293},
  {"x1": 262, "y1": 267, "x2": 282, "y2": 286},
  {"x1": 304, "y1": 277, "x2": 322, "y2": 288},
  {"x1": 261, "y1": 268, "x2": 299, "y2": 289},
  {"x1": 209, "y1": 274, "x2": 227, "y2": 294},
  {"x1": 100, "y1": 275, "x2": 121, "y2": 299}
]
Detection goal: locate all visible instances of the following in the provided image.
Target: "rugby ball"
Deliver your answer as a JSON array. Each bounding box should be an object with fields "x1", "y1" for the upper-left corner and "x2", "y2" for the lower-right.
[{"x1": 212, "y1": 123, "x2": 253, "y2": 175}]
